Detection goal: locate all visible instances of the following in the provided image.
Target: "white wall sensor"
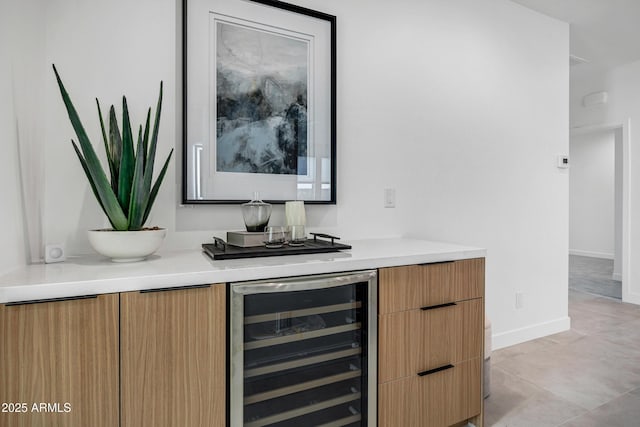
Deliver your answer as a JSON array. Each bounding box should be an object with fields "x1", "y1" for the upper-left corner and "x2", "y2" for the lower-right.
[
  {"x1": 45, "y1": 244, "x2": 66, "y2": 263},
  {"x1": 582, "y1": 91, "x2": 608, "y2": 107}
]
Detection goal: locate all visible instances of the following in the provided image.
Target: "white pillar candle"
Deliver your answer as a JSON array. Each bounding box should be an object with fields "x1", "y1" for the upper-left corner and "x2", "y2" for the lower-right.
[{"x1": 285, "y1": 201, "x2": 306, "y2": 226}]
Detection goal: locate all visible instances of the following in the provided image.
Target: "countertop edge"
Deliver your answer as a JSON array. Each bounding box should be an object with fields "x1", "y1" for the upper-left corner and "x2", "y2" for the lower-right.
[{"x1": 0, "y1": 239, "x2": 486, "y2": 304}]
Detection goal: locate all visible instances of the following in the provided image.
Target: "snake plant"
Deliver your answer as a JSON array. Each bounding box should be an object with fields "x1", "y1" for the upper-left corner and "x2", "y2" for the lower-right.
[{"x1": 53, "y1": 65, "x2": 173, "y2": 231}]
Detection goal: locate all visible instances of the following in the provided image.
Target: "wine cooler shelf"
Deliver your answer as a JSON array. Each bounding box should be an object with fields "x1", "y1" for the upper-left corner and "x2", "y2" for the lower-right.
[
  {"x1": 244, "y1": 301, "x2": 362, "y2": 325},
  {"x1": 231, "y1": 271, "x2": 377, "y2": 427},
  {"x1": 247, "y1": 402, "x2": 362, "y2": 427},
  {"x1": 245, "y1": 358, "x2": 363, "y2": 405},
  {"x1": 245, "y1": 377, "x2": 362, "y2": 427}
]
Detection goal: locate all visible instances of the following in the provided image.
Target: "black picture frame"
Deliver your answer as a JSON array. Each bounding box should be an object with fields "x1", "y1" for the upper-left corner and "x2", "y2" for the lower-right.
[{"x1": 182, "y1": 0, "x2": 337, "y2": 204}]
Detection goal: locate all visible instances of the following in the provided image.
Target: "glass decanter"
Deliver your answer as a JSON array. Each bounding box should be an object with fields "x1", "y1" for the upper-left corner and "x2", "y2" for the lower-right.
[{"x1": 242, "y1": 192, "x2": 272, "y2": 232}]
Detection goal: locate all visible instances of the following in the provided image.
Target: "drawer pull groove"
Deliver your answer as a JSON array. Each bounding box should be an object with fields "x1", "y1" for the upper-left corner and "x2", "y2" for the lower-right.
[
  {"x1": 6, "y1": 294, "x2": 98, "y2": 306},
  {"x1": 418, "y1": 260, "x2": 454, "y2": 266},
  {"x1": 140, "y1": 284, "x2": 211, "y2": 293},
  {"x1": 417, "y1": 364, "x2": 454, "y2": 377},
  {"x1": 420, "y1": 302, "x2": 456, "y2": 311}
]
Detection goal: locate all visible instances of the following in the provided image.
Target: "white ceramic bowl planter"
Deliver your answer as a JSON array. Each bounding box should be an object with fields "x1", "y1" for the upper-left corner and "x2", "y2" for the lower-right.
[{"x1": 88, "y1": 228, "x2": 167, "y2": 262}]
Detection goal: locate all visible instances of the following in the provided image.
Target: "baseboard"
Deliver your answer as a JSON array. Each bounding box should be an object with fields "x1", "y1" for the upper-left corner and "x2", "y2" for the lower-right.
[
  {"x1": 569, "y1": 249, "x2": 614, "y2": 259},
  {"x1": 623, "y1": 292, "x2": 640, "y2": 306},
  {"x1": 492, "y1": 316, "x2": 571, "y2": 351}
]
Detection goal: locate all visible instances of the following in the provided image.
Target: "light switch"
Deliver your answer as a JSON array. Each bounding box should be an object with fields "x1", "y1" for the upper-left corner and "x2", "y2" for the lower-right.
[{"x1": 557, "y1": 155, "x2": 569, "y2": 169}]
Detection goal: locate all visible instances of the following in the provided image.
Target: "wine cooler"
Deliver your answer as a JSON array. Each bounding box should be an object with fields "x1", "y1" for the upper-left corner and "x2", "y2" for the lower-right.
[{"x1": 229, "y1": 271, "x2": 377, "y2": 427}]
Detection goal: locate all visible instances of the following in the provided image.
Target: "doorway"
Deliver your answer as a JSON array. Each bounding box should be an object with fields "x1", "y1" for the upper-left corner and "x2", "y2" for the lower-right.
[{"x1": 569, "y1": 124, "x2": 626, "y2": 300}]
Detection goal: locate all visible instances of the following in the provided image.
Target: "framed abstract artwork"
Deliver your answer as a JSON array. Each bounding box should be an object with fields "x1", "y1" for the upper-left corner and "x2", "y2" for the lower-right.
[{"x1": 183, "y1": 0, "x2": 336, "y2": 204}]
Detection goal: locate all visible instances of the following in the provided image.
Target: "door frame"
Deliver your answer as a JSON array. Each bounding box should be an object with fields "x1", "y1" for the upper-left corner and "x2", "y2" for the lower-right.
[{"x1": 570, "y1": 119, "x2": 630, "y2": 303}]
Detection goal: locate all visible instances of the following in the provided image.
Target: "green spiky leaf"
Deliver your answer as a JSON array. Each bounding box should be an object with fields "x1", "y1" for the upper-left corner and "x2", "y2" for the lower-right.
[
  {"x1": 96, "y1": 99, "x2": 117, "y2": 189},
  {"x1": 108, "y1": 106, "x2": 122, "y2": 195},
  {"x1": 141, "y1": 82, "x2": 163, "y2": 220},
  {"x1": 127, "y1": 126, "x2": 147, "y2": 230},
  {"x1": 53, "y1": 65, "x2": 128, "y2": 230},
  {"x1": 142, "y1": 108, "x2": 151, "y2": 171},
  {"x1": 70, "y1": 140, "x2": 116, "y2": 230},
  {"x1": 118, "y1": 96, "x2": 135, "y2": 215},
  {"x1": 142, "y1": 149, "x2": 173, "y2": 225}
]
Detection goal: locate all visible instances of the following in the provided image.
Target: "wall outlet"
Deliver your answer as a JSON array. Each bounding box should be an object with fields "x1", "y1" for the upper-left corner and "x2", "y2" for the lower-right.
[
  {"x1": 384, "y1": 188, "x2": 396, "y2": 208},
  {"x1": 515, "y1": 292, "x2": 525, "y2": 309}
]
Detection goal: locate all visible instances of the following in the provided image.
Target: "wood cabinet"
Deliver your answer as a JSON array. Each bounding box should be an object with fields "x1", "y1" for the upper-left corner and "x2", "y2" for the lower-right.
[
  {"x1": 378, "y1": 259, "x2": 485, "y2": 427},
  {"x1": 0, "y1": 254, "x2": 483, "y2": 427},
  {"x1": 120, "y1": 284, "x2": 226, "y2": 427},
  {"x1": 0, "y1": 294, "x2": 119, "y2": 427},
  {"x1": 1, "y1": 284, "x2": 225, "y2": 427}
]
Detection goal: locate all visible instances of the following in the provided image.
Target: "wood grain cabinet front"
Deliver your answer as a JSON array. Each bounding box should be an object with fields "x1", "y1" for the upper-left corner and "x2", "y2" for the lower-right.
[
  {"x1": 378, "y1": 258, "x2": 485, "y2": 427},
  {"x1": 120, "y1": 284, "x2": 226, "y2": 427},
  {"x1": 378, "y1": 298, "x2": 483, "y2": 383},
  {"x1": 379, "y1": 358, "x2": 482, "y2": 427},
  {"x1": 379, "y1": 258, "x2": 484, "y2": 314},
  {"x1": 0, "y1": 294, "x2": 119, "y2": 427}
]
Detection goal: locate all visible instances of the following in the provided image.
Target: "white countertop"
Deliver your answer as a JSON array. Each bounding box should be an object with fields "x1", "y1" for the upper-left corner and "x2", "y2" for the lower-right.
[{"x1": 0, "y1": 238, "x2": 485, "y2": 304}]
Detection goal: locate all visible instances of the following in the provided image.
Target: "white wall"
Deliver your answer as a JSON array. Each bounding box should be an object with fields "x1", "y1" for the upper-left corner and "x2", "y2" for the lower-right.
[
  {"x1": 10, "y1": 0, "x2": 569, "y2": 348},
  {"x1": 0, "y1": 17, "x2": 25, "y2": 276},
  {"x1": 0, "y1": 0, "x2": 47, "y2": 274},
  {"x1": 569, "y1": 130, "x2": 615, "y2": 259},
  {"x1": 382, "y1": 1, "x2": 570, "y2": 348}
]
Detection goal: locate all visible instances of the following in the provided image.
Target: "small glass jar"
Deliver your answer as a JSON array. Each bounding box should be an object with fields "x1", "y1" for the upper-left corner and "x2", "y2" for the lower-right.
[
  {"x1": 242, "y1": 192, "x2": 272, "y2": 232},
  {"x1": 263, "y1": 226, "x2": 287, "y2": 248}
]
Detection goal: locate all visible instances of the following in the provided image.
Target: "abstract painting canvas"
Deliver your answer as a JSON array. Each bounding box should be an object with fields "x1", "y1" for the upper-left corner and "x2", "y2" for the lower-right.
[
  {"x1": 183, "y1": 0, "x2": 336, "y2": 203},
  {"x1": 216, "y1": 22, "x2": 309, "y2": 176}
]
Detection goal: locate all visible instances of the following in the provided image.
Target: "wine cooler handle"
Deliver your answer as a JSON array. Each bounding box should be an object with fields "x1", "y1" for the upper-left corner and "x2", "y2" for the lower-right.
[
  {"x1": 232, "y1": 270, "x2": 377, "y2": 295},
  {"x1": 417, "y1": 364, "x2": 454, "y2": 377},
  {"x1": 420, "y1": 302, "x2": 456, "y2": 311}
]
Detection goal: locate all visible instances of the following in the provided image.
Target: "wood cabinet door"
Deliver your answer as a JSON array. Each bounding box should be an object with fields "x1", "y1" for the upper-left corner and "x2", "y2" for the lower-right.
[
  {"x1": 378, "y1": 358, "x2": 482, "y2": 427},
  {"x1": 0, "y1": 294, "x2": 119, "y2": 427},
  {"x1": 120, "y1": 284, "x2": 226, "y2": 427}
]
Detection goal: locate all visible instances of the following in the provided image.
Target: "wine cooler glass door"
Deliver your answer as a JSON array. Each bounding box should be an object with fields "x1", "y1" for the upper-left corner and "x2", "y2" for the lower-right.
[{"x1": 230, "y1": 271, "x2": 377, "y2": 427}]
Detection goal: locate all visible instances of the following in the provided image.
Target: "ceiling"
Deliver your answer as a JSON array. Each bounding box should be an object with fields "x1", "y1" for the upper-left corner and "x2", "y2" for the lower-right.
[{"x1": 510, "y1": 0, "x2": 640, "y2": 69}]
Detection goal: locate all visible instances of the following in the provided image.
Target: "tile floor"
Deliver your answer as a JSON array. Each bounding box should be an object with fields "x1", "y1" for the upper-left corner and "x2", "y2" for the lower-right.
[
  {"x1": 569, "y1": 255, "x2": 621, "y2": 299},
  {"x1": 484, "y1": 289, "x2": 640, "y2": 426}
]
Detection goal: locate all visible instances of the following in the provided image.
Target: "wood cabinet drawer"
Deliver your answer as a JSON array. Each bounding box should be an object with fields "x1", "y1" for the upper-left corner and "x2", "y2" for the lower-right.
[
  {"x1": 379, "y1": 258, "x2": 484, "y2": 314},
  {"x1": 378, "y1": 357, "x2": 482, "y2": 427},
  {"x1": 378, "y1": 298, "x2": 483, "y2": 383}
]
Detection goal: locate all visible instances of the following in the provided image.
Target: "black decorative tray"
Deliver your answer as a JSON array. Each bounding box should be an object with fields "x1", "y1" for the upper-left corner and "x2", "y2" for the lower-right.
[{"x1": 202, "y1": 233, "x2": 351, "y2": 260}]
